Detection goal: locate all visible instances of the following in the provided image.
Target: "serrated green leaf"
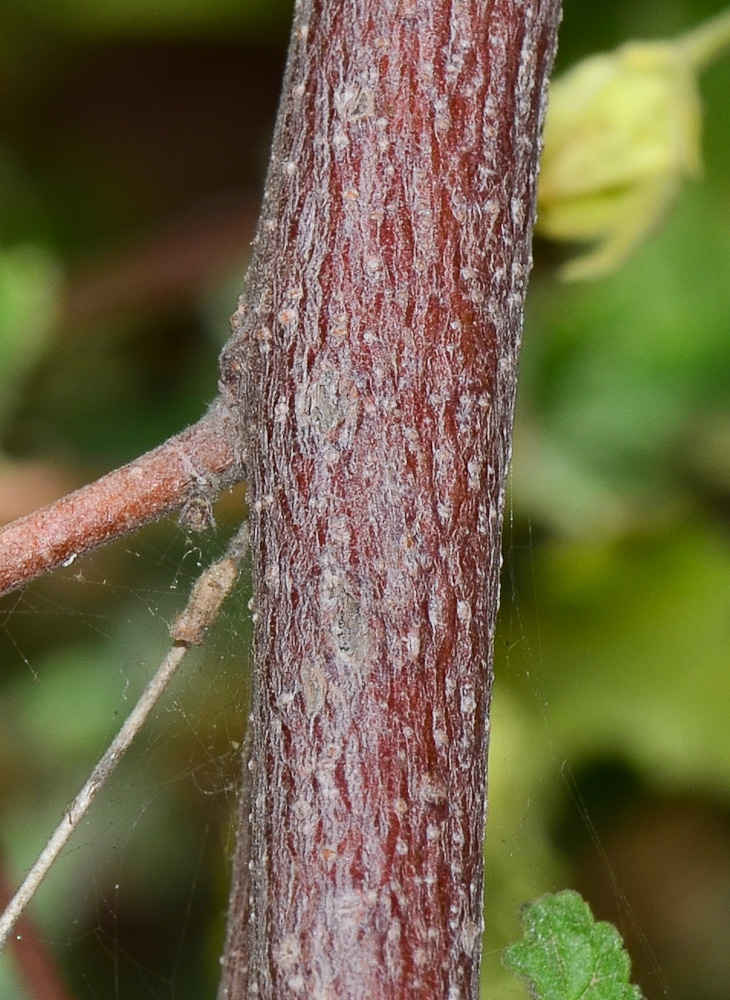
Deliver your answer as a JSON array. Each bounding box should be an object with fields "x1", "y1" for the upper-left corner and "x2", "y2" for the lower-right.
[{"x1": 503, "y1": 890, "x2": 642, "y2": 1000}]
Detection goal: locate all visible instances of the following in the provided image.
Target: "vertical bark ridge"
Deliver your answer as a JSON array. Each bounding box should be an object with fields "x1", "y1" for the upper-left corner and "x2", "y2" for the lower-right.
[{"x1": 218, "y1": 1, "x2": 561, "y2": 997}]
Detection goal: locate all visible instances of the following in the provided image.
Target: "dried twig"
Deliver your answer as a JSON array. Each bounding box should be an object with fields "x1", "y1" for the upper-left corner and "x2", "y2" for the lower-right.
[{"x1": 0, "y1": 521, "x2": 249, "y2": 953}]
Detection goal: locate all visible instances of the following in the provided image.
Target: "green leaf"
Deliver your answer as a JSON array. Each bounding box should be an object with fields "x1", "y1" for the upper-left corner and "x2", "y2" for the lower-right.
[{"x1": 503, "y1": 890, "x2": 642, "y2": 1000}]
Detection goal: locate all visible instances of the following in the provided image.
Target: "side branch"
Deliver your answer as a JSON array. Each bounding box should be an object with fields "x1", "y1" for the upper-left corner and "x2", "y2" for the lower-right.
[{"x1": 0, "y1": 399, "x2": 243, "y2": 597}]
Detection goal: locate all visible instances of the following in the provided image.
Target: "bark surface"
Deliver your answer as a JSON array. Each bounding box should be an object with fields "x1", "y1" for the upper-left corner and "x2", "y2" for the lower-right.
[{"x1": 218, "y1": 1, "x2": 561, "y2": 997}]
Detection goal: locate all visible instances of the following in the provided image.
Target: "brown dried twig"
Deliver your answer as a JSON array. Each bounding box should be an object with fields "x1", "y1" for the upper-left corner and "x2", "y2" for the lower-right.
[
  {"x1": 0, "y1": 400, "x2": 244, "y2": 598},
  {"x1": 0, "y1": 520, "x2": 249, "y2": 953}
]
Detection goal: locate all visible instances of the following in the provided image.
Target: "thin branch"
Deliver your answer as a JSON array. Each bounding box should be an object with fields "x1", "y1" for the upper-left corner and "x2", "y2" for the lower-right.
[
  {"x1": 0, "y1": 521, "x2": 249, "y2": 953},
  {"x1": 0, "y1": 399, "x2": 244, "y2": 598}
]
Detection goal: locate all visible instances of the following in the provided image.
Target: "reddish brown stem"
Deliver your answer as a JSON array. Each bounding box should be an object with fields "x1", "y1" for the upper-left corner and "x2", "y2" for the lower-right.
[
  {"x1": 0, "y1": 401, "x2": 243, "y2": 597},
  {"x1": 217, "y1": 1, "x2": 560, "y2": 998}
]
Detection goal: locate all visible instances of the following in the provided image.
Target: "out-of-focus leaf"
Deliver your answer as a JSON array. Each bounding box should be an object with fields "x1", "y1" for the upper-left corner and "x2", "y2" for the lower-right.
[
  {"x1": 517, "y1": 184, "x2": 730, "y2": 536},
  {"x1": 545, "y1": 529, "x2": 730, "y2": 792},
  {"x1": 499, "y1": 525, "x2": 730, "y2": 793},
  {"x1": 0, "y1": 244, "x2": 62, "y2": 430}
]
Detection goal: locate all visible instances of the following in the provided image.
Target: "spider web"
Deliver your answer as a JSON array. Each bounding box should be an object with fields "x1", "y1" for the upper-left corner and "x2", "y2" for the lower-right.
[
  {"x1": 483, "y1": 497, "x2": 674, "y2": 1000},
  {"x1": 18, "y1": 398, "x2": 728, "y2": 1000},
  {"x1": 0, "y1": 487, "x2": 687, "y2": 1000},
  {"x1": 0, "y1": 501, "x2": 678, "y2": 1000},
  {"x1": 0, "y1": 517, "x2": 252, "y2": 1000}
]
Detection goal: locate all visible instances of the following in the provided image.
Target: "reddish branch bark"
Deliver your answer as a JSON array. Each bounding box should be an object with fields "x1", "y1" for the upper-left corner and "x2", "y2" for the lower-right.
[
  {"x1": 217, "y1": 1, "x2": 560, "y2": 998},
  {"x1": 0, "y1": 401, "x2": 242, "y2": 597}
]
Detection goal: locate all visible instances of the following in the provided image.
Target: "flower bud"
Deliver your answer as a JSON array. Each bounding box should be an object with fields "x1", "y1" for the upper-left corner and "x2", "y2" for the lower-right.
[{"x1": 537, "y1": 40, "x2": 702, "y2": 280}]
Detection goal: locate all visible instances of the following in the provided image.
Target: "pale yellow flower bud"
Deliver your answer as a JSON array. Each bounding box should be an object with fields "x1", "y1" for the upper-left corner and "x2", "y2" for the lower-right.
[{"x1": 537, "y1": 9, "x2": 730, "y2": 280}]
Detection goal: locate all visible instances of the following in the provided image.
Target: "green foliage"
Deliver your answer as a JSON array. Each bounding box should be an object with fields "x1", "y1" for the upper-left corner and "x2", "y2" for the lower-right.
[
  {"x1": 0, "y1": 244, "x2": 61, "y2": 431},
  {"x1": 503, "y1": 891, "x2": 641, "y2": 1000}
]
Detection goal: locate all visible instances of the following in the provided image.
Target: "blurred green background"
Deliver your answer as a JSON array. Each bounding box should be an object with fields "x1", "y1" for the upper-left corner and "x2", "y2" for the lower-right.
[{"x1": 0, "y1": 1, "x2": 729, "y2": 998}]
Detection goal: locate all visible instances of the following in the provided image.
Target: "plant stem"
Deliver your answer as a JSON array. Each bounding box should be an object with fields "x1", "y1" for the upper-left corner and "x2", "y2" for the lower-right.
[
  {"x1": 677, "y1": 6, "x2": 730, "y2": 70},
  {"x1": 0, "y1": 400, "x2": 243, "y2": 597},
  {"x1": 217, "y1": 1, "x2": 561, "y2": 996}
]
